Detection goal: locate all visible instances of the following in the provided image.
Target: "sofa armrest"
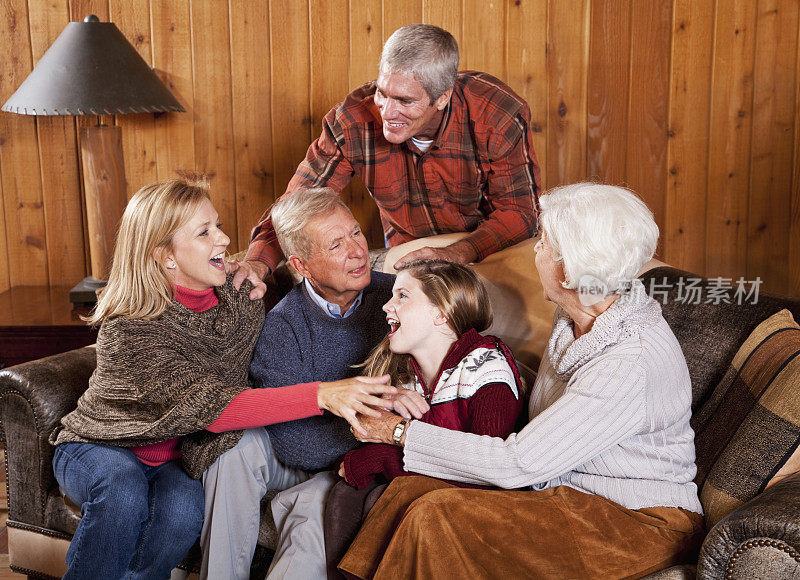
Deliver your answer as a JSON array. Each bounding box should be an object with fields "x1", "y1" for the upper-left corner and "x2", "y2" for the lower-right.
[
  {"x1": 697, "y1": 473, "x2": 800, "y2": 579},
  {"x1": 0, "y1": 346, "x2": 96, "y2": 529}
]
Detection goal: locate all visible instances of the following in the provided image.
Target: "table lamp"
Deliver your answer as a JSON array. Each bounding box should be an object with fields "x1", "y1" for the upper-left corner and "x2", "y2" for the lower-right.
[{"x1": 2, "y1": 15, "x2": 184, "y2": 304}]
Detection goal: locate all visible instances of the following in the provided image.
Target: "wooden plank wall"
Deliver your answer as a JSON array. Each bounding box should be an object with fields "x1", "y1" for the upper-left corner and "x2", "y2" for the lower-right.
[{"x1": 0, "y1": 0, "x2": 798, "y2": 297}]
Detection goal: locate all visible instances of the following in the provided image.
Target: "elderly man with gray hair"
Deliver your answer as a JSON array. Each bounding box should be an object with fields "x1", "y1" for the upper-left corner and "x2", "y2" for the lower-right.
[
  {"x1": 252, "y1": 187, "x2": 397, "y2": 471},
  {"x1": 251, "y1": 187, "x2": 426, "y2": 579},
  {"x1": 199, "y1": 188, "x2": 428, "y2": 579},
  {"x1": 236, "y1": 24, "x2": 542, "y2": 297}
]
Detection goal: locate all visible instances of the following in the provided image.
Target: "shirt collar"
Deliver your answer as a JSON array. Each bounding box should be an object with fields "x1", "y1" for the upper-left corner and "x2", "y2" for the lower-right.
[
  {"x1": 401, "y1": 96, "x2": 454, "y2": 155},
  {"x1": 303, "y1": 278, "x2": 363, "y2": 318}
]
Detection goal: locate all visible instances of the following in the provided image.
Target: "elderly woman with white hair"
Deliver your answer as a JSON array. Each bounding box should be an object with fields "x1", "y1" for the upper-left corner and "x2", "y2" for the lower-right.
[{"x1": 338, "y1": 183, "x2": 704, "y2": 579}]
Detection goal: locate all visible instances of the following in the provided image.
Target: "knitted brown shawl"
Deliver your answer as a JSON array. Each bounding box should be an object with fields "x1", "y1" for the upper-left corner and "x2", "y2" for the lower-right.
[{"x1": 51, "y1": 277, "x2": 265, "y2": 479}]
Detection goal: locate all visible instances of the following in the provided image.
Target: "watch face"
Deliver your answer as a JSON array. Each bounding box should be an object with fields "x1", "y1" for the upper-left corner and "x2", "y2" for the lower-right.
[{"x1": 393, "y1": 420, "x2": 406, "y2": 444}]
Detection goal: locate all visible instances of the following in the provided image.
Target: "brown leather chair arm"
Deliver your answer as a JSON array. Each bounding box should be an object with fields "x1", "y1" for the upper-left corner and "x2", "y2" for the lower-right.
[
  {"x1": 698, "y1": 473, "x2": 800, "y2": 579},
  {"x1": 0, "y1": 346, "x2": 96, "y2": 529}
]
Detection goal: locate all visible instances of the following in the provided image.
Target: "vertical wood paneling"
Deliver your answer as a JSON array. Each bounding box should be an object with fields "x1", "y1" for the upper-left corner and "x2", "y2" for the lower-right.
[
  {"x1": 0, "y1": 5, "x2": 21, "y2": 289},
  {"x1": 109, "y1": 0, "x2": 158, "y2": 198},
  {"x1": 151, "y1": 0, "x2": 195, "y2": 179},
  {"x1": 792, "y1": 14, "x2": 800, "y2": 296},
  {"x1": 350, "y1": 0, "x2": 382, "y2": 88},
  {"x1": 422, "y1": 0, "x2": 462, "y2": 47},
  {"x1": 269, "y1": 0, "x2": 311, "y2": 196},
  {"x1": 0, "y1": 0, "x2": 49, "y2": 286},
  {"x1": 190, "y1": 0, "x2": 237, "y2": 250},
  {"x1": 705, "y1": 0, "x2": 756, "y2": 280},
  {"x1": 310, "y1": 2, "x2": 372, "y2": 241},
  {"x1": 69, "y1": 1, "x2": 109, "y2": 28},
  {"x1": 348, "y1": 0, "x2": 384, "y2": 246},
  {"x1": 310, "y1": 1, "x2": 350, "y2": 123},
  {"x1": 587, "y1": 0, "x2": 631, "y2": 183},
  {"x1": 547, "y1": 0, "x2": 589, "y2": 186},
  {"x1": 0, "y1": 170, "x2": 8, "y2": 291},
  {"x1": 229, "y1": 0, "x2": 274, "y2": 250},
  {"x1": 28, "y1": 0, "x2": 85, "y2": 286},
  {"x1": 382, "y1": 0, "x2": 422, "y2": 42},
  {"x1": 627, "y1": 0, "x2": 672, "y2": 251},
  {"x1": 1, "y1": 0, "x2": 799, "y2": 298},
  {"x1": 665, "y1": 0, "x2": 714, "y2": 274},
  {"x1": 506, "y1": 0, "x2": 548, "y2": 189},
  {"x1": 747, "y1": 0, "x2": 799, "y2": 294},
  {"x1": 463, "y1": 0, "x2": 505, "y2": 79}
]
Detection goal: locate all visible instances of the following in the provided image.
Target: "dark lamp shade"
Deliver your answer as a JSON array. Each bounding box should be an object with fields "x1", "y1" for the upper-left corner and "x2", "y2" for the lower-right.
[{"x1": 2, "y1": 16, "x2": 184, "y2": 116}]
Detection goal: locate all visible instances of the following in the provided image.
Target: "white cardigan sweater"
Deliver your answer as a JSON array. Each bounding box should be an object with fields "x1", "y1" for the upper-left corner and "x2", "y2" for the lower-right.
[{"x1": 403, "y1": 285, "x2": 703, "y2": 513}]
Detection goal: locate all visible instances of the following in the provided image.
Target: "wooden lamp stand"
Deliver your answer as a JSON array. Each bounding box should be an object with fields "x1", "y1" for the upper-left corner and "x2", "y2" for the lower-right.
[{"x1": 69, "y1": 123, "x2": 127, "y2": 304}]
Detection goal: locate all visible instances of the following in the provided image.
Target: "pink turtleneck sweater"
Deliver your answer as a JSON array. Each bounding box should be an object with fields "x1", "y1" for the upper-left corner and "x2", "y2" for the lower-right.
[{"x1": 131, "y1": 284, "x2": 322, "y2": 466}]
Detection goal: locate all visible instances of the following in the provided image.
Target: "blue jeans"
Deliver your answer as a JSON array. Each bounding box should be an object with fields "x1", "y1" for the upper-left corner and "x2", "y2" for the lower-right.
[{"x1": 52, "y1": 442, "x2": 204, "y2": 580}]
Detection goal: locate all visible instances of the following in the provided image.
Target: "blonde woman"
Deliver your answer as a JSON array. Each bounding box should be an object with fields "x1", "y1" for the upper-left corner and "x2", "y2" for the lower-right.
[{"x1": 50, "y1": 175, "x2": 395, "y2": 580}]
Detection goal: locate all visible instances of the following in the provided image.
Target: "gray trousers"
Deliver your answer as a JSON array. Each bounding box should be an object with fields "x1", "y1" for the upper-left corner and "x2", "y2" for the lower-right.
[
  {"x1": 267, "y1": 471, "x2": 338, "y2": 580},
  {"x1": 200, "y1": 428, "x2": 308, "y2": 580}
]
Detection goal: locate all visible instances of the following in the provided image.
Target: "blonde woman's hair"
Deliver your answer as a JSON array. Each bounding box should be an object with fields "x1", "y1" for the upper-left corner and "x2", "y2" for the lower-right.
[
  {"x1": 270, "y1": 187, "x2": 352, "y2": 259},
  {"x1": 85, "y1": 174, "x2": 212, "y2": 325},
  {"x1": 361, "y1": 260, "x2": 493, "y2": 386}
]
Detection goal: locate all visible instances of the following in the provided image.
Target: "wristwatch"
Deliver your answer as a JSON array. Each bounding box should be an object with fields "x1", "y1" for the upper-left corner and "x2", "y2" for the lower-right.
[{"x1": 392, "y1": 418, "x2": 413, "y2": 446}]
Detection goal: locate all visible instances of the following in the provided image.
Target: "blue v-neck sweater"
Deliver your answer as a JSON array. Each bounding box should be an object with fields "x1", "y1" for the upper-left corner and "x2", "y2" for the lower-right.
[{"x1": 250, "y1": 271, "x2": 394, "y2": 471}]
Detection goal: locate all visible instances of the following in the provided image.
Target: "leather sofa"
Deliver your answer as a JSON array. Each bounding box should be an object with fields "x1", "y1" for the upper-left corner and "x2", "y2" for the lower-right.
[{"x1": 2, "y1": 239, "x2": 800, "y2": 579}]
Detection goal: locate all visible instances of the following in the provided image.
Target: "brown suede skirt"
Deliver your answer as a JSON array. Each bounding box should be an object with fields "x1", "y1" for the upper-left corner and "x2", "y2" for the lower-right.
[{"x1": 339, "y1": 476, "x2": 704, "y2": 580}]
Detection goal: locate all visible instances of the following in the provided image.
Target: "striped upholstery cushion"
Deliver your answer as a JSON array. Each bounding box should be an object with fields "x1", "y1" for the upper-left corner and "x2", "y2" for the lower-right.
[{"x1": 691, "y1": 309, "x2": 800, "y2": 528}]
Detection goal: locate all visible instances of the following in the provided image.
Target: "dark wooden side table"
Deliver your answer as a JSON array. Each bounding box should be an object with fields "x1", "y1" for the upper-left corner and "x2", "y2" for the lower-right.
[{"x1": 0, "y1": 286, "x2": 98, "y2": 369}]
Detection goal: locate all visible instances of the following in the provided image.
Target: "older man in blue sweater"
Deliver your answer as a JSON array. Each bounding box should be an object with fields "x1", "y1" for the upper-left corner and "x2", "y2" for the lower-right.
[
  {"x1": 254, "y1": 187, "x2": 409, "y2": 579},
  {"x1": 251, "y1": 190, "x2": 395, "y2": 469},
  {"x1": 200, "y1": 187, "x2": 407, "y2": 580}
]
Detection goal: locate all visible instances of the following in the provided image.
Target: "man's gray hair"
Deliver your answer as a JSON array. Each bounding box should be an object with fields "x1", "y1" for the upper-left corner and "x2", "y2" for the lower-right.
[
  {"x1": 379, "y1": 24, "x2": 459, "y2": 102},
  {"x1": 270, "y1": 187, "x2": 352, "y2": 259},
  {"x1": 540, "y1": 182, "x2": 659, "y2": 296}
]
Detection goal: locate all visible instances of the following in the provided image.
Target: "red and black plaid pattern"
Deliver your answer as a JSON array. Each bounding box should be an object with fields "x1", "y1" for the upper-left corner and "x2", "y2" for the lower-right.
[{"x1": 247, "y1": 71, "x2": 541, "y2": 270}]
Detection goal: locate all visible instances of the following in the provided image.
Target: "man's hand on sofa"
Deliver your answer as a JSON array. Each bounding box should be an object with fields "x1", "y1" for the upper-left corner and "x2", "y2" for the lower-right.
[
  {"x1": 393, "y1": 239, "x2": 477, "y2": 268},
  {"x1": 228, "y1": 259, "x2": 268, "y2": 300}
]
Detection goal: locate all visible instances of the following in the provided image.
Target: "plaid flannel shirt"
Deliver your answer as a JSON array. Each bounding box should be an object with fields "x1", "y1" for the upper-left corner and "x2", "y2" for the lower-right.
[{"x1": 247, "y1": 71, "x2": 541, "y2": 270}]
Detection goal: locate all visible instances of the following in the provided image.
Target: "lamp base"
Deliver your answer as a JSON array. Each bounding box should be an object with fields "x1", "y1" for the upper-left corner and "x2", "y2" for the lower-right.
[{"x1": 69, "y1": 276, "x2": 106, "y2": 305}]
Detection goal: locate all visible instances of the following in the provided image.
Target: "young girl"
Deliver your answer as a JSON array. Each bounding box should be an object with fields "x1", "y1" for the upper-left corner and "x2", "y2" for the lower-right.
[
  {"x1": 339, "y1": 259, "x2": 524, "y2": 488},
  {"x1": 49, "y1": 175, "x2": 394, "y2": 580},
  {"x1": 317, "y1": 260, "x2": 524, "y2": 575}
]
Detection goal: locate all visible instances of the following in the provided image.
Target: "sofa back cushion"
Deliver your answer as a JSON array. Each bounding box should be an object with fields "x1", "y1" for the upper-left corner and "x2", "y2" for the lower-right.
[
  {"x1": 639, "y1": 267, "x2": 800, "y2": 410},
  {"x1": 684, "y1": 309, "x2": 800, "y2": 527}
]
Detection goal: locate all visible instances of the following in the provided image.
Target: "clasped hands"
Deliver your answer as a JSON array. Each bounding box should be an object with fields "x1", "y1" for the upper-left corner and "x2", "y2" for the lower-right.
[
  {"x1": 315, "y1": 375, "x2": 428, "y2": 438},
  {"x1": 336, "y1": 386, "x2": 428, "y2": 480}
]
